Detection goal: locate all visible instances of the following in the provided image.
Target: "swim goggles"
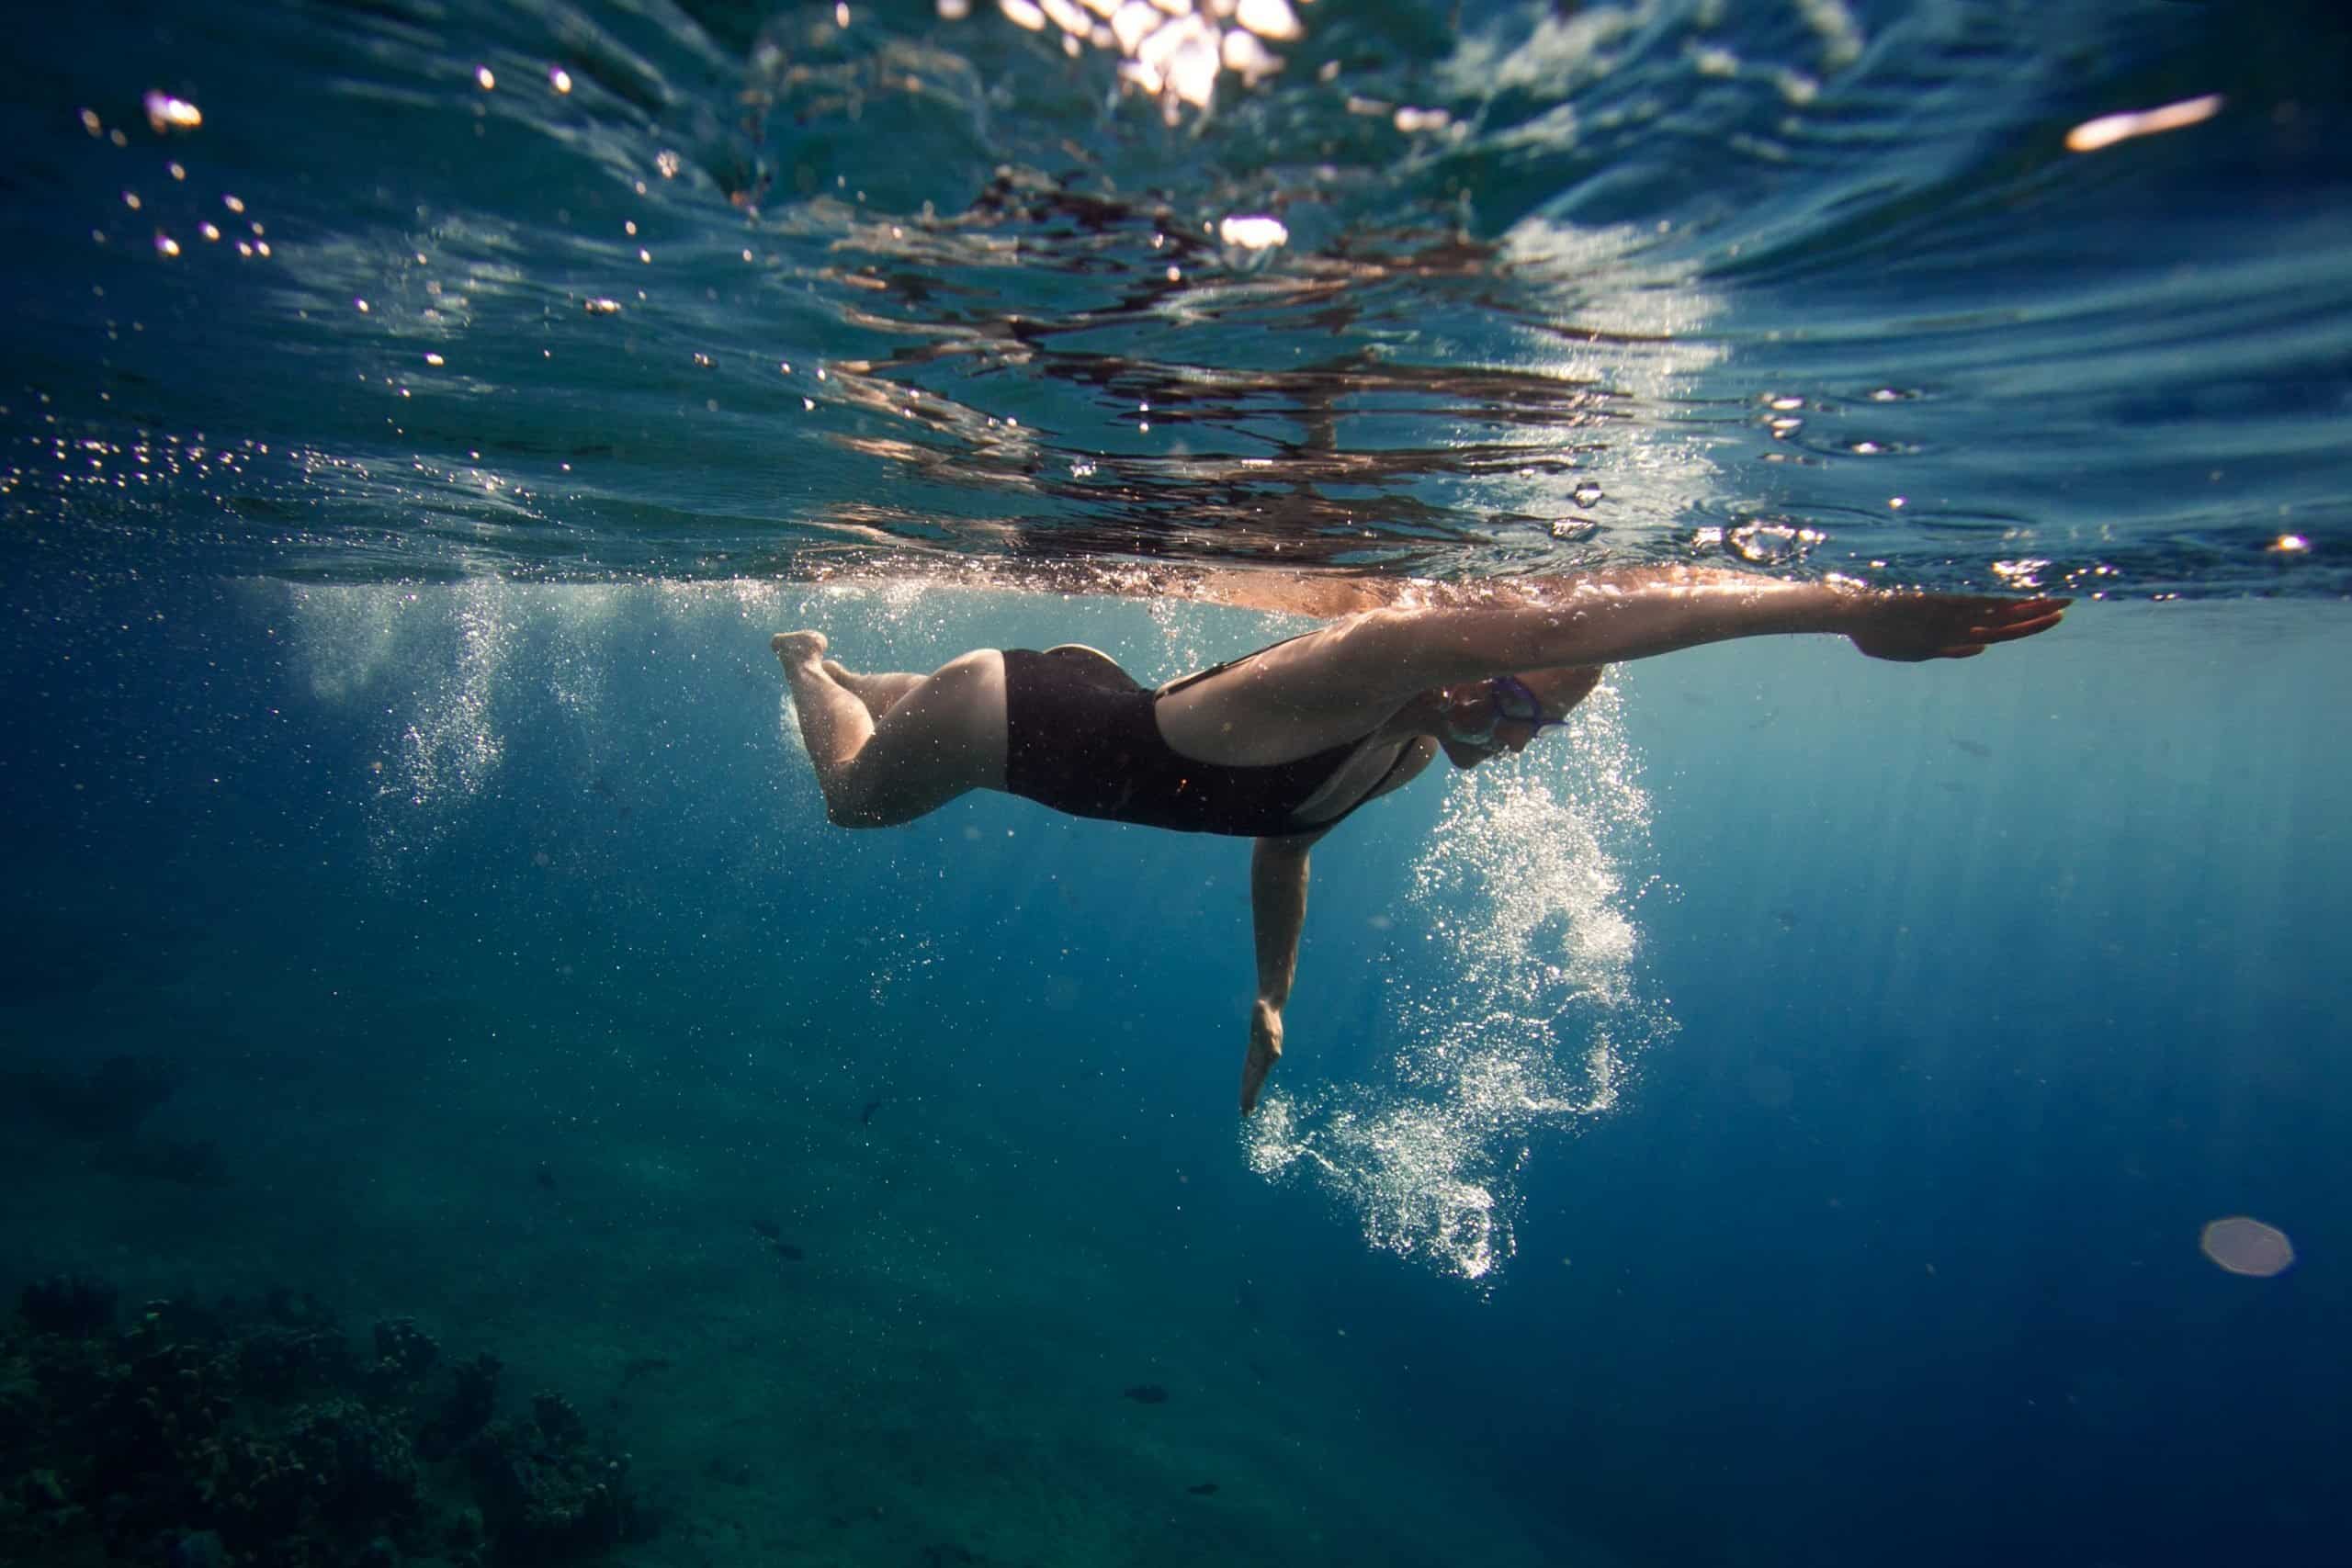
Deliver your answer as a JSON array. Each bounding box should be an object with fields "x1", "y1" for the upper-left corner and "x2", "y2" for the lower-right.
[{"x1": 1447, "y1": 675, "x2": 1569, "y2": 746}]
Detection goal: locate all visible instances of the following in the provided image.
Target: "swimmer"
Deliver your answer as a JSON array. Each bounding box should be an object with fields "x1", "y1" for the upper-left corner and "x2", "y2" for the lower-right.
[{"x1": 772, "y1": 567, "x2": 2065, "y2": 1114}]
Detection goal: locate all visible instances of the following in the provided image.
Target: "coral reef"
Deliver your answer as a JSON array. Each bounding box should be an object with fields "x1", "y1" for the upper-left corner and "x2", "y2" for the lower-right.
[
  {"x1": 0, "y1": 1279, "x2": 652, "y2": 1567},
  {"x1": 417, "y1": 1354, "x2": 501, "y2": 1464},
  {"x1": 464, "y1": 1393, "x2": 639, "y2": 1558}
]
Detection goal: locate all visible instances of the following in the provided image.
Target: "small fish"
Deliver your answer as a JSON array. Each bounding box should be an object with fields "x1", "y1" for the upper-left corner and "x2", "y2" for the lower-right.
[
  {"x1": 1123, "y1": 1383, "x2": 1169, "y2": 1404},
  {"x1": 861, "y1": 1099, "x2": 883, "y2": 1126},
  {"x1": 751, "y1": 1222, "x2": 803, "y2": 1259},
  {"x1": 1952, "y1": 738, "x2": 1991, "y2": 759},
  {"x1": 1186, "y1": 1483, "x2": 1219, "y2": 1496}
]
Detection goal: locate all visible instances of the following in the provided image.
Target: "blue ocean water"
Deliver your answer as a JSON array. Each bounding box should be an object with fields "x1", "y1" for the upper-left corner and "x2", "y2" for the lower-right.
[{"x1": 3, "y1": 2, "x2": 2347, "y2": 1566}]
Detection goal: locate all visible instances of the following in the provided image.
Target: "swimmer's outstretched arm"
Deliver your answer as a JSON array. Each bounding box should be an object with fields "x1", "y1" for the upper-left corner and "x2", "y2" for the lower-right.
[
  {"x1": 1075, "y1": 564, "x2": 2064, "y2": 666},
  {"x1": 1160, "y1": 569, "x2": 2065, "y2": 768},
  {"x1": 1376, "y1": 566, "x2": 2068, "y2": 678}
]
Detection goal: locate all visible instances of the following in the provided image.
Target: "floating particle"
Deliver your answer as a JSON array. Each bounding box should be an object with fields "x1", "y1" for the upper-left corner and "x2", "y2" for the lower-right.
[{"x1": 2199, "y1": 1216, "x2": 2293, "y2": 1277}]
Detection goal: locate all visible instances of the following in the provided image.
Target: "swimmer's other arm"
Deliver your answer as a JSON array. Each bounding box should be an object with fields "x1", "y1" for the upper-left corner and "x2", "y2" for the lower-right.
[{"x1": 1243, "y1": 830, "x2": 1324, "y2": 1116}]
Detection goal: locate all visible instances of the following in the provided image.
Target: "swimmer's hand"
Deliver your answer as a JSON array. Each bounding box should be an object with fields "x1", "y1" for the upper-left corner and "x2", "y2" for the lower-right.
[
  {"x1": 1847, "y1": 594, "x2": 2068, "y2": 662},
  {"x1": 1242, "y1": 999, "x2": 1283, "y2": 1117}
]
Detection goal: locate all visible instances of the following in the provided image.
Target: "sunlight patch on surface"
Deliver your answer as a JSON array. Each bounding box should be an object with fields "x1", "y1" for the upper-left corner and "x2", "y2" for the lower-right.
[
  {"x1": 972, "y1": 0, "x2": 1307, "y2": 119},
  {"x1": 1247, "y1": 679, "x2": 1674, "y2": 1282},
  {"x1": 2065, "y1": 94, "x2": 2223, "y2": 154}
]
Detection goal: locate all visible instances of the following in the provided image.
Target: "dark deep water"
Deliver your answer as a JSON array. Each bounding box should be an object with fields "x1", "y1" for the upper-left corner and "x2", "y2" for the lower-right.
[{"x1": 4, "y1": 3, "x2": 2349, "y2": 1566}]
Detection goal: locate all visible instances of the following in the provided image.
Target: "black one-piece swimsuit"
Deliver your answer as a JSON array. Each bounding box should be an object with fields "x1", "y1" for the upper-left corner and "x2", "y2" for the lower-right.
[{"x1": 1001, "y1": 643, "x2": 1412, "y2": 837}]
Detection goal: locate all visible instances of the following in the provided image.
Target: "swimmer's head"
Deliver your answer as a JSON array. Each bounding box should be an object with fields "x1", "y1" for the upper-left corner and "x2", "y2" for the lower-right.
[{"x1": 1436, "y1": 667, "x2": 1602, "y2": 765}]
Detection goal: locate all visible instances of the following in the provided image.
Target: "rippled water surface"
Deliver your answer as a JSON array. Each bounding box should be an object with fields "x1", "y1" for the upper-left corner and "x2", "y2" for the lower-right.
[{"x1": 7, "y1": 0, "x2": 2347, "y2": 593}]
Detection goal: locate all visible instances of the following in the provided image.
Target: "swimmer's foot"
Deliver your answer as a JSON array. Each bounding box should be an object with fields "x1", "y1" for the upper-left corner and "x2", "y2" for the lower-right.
[{"x1": 772, "y1": 630, "x2": 829, "y2": 669}]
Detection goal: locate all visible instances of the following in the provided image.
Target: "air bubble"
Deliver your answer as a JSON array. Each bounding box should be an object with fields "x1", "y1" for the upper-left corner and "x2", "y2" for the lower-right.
[{"x1": 1725, "y1": 520, "x2": 1823, "y2": 566}]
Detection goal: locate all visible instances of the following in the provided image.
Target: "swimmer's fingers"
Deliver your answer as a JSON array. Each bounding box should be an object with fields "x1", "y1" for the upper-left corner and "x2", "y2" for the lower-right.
[
  {"x1": 1852, "y1": 595, "x2": 2068, "y2": 661},
  {"x1": 1968, "y1": 599, "x2": 2069, "y2": 646}
]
